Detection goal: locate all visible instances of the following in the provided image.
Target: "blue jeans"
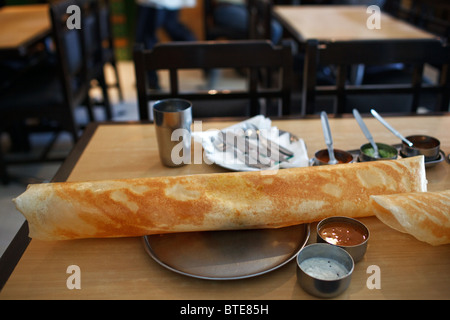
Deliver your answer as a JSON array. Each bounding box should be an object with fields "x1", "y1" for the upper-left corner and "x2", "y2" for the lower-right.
[
  {"x1": 136, "y1": 5, "x2": 196, "y2": 49},
  {"x1": 213, "y1": 4, "x2": 283, "y2": 44},
  {"x1": 135, "y1": 5, "x2": 196, "y2": 87}
]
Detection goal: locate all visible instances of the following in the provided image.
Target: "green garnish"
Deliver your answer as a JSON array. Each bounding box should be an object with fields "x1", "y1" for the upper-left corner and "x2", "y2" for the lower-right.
[{"x1": 363, "y1": 145, "x2": 397, "y2": 158}]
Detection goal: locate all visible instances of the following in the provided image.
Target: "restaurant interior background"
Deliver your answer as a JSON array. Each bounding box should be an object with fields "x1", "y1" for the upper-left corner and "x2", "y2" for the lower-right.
[
  {"x1": 0, "y1": 0, "x2": 242, "y2": 257},
  {"x1": 0, "y1": 0, "x2": 449, "y2": 259}
]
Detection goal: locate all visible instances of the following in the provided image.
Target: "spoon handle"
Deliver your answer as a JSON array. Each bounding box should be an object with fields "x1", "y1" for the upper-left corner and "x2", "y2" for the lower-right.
[
  {"x1": 320, "y1": 111, "x2": 332, "y2": 145},
  {"x1": 370, "y1": 109, "x2": 413, "y2": 147},
  {"x1": 320, "y1": 111, "x2": 338, "y2": 164},
  {"x1": 353, "y1": 109, "x2": 379, "y2": 157}
]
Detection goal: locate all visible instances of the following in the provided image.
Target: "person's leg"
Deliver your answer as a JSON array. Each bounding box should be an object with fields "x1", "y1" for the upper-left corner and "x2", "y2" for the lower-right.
[
  {"x1": 213, "y1": 4, "x2": 281, "y2": 44},
  {"x1": 270, "y1": 19, "x2": 283, "y2": 44},
  {"x1": 213, "y1": 4, "x2": 247, "y2": 33},
  {"x1": 161, "y1": 9, "x2": 196, "y2": 41},
  {"x1": 136, "y1": 5, "x2": 159, "y2": 49},
  {"x1": 135, "y1": 5, "x2": 163, "y2": 89}
]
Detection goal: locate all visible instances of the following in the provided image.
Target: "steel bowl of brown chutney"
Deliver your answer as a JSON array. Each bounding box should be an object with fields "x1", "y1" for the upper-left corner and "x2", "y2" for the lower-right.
[
  {"x1": 316, "y1": 216, "x2": 370, "y2": 263},
  {"x1": 401, "y1": 135, "x2": 441, "y2": 161}
]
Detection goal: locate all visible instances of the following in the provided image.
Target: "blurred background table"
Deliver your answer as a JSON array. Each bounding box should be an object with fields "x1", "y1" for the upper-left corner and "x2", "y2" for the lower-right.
[
  {"x1": 0, "y1": 4, "x2": 50, "y2": 58},
  {"x1": 273, "y1": 5, "x2": 437, "y2": 43}
]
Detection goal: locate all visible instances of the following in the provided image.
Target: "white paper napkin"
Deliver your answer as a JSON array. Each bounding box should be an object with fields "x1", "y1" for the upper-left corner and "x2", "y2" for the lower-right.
[{"x1": 192, "y1": 116, "x2": 309, "y2": 171}]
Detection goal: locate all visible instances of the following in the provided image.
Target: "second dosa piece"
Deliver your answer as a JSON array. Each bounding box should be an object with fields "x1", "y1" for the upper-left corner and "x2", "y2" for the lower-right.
[
  {"x1": 13, "y1": 156, "x2": 427, "y2": 240},
  {"x1": 371, "y1": 190, "x2": 450, "y2": 246}
]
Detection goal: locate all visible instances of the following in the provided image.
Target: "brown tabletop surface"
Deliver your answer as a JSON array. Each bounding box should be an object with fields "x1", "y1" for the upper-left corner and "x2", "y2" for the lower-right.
[
  {"x1": 273, "y1": 5, "x2": 437, "y2": 42},
  {"x1": 1, "y1": 115, "x2": 449, "y2": 300},
  {"x1": 0, "y1": 4, "x2": 50, "y2": 55}
]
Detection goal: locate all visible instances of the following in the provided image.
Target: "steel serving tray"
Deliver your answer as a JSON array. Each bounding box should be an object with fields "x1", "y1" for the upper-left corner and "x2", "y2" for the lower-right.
[{"x1": 143, "y1": 224, "x2": 310, "y2": 280}]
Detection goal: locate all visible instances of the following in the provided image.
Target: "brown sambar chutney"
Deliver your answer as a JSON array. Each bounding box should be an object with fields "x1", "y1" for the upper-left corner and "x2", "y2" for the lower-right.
[{"x1": 319, "y1": 222, "x2": 368, "y2": 246}]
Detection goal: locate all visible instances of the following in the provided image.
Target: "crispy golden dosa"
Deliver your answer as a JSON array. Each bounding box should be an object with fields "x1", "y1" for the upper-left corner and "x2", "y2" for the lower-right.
[
  {"x1": 13, "y1": 156, "x2": 427, "y2": 240},
  {"x1": 371, "y1": 190, "x2": 450, "y2": 246}
]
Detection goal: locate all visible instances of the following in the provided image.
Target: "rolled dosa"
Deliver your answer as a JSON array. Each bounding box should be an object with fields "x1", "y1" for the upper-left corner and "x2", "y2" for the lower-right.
[
  {"x1": 13, "y1": 156, "x2": 427, "y2": 240},
  {"x1": 371, "y1": 190, "x2": 450, "y2": 246}
]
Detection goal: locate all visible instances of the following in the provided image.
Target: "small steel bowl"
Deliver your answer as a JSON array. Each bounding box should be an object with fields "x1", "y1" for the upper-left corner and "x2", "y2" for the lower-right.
[
  {"x1": 401, "y1": 135, "x2": 440, "y2": 161},
  {"x1": 316, "y1": 216, "x2": 370, "y2": 263},
  {"x1": 359, "y1": 143, "x2": 398, "y2": 162},
  {"x1": 297, "y1": 243, "x2": 354, "y2": 298},
  {"x1": 314, "y1": 149, "x2": 354, "y2": 166}
]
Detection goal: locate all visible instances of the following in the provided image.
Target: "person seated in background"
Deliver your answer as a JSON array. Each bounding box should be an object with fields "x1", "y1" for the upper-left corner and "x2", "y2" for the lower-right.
[
  {"x1": 213, "y1": 0, "x2": 283, "y2": 44},
  {"x1": 135, "y1": 0, "x2": 197, "y2": 89}
]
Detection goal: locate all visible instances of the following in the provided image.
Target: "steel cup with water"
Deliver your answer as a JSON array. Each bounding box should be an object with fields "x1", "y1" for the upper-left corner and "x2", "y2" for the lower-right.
[{"x1": 153, "y1": 99, "x2": 192, "y2": 167}]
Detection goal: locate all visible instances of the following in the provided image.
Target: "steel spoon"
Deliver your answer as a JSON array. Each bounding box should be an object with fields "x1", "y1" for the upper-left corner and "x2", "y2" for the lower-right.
[
  {"x1": 370, "y1": 109, "x2": 413, "y2": 147},
  {"x1": 320, "y1": 111, "x2": 338, "y2": 165},
  {"x1": 353, "y1": 109, "x2": 379, "y2": 158}
]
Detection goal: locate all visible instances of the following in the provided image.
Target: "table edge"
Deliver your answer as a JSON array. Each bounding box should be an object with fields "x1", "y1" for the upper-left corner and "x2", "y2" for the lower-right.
[
  {"x1": 272, "y1": 9, "x2": 306, "y2": 44},
  {"x1": 0, "y1": 122, "x2": 99, "y2": 291},
  {"x1": 52, "y1": 122, "x2": 100, "y2": 182}
]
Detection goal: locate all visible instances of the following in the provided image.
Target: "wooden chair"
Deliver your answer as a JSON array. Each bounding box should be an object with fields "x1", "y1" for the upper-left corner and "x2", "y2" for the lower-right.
[
  {"x1": 302, "y1": 39, "x2": 450, "y2": 115},
  {"x1": 133, "y1": 40, "x2": 293, "y2": 120},
  {"x1": 0, "y1": 0, "x2": 93, "y2": 183},
  {"x1": 248, "y1": 0, "x2": 272, "y2": 41},
  {"x1": 79, "y1": 0, "x2": 113, "y2": 120},
  {"x1": 98, "y1": 0, "x2": 123, "y2": 102}
]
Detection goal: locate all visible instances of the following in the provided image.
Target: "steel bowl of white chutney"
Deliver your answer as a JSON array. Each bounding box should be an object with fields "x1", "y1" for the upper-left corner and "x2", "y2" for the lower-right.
[{"x1": 296, "y1": 243, "x2": 354, "y2": 298}]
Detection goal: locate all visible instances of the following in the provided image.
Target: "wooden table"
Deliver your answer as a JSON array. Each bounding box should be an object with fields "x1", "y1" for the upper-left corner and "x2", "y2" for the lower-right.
[
  {"x1": 273, "y1": 5, "x2": 441, "y2": 104},
  {"x1": 273, "y1": 5, "x2": 437, "y2": 43},
  {"x1": 1, "y1": 115, "x2": 450, "y2": 300},
  {"x1": 0, "y1": 4, "x2": 50, "y2": 58}
]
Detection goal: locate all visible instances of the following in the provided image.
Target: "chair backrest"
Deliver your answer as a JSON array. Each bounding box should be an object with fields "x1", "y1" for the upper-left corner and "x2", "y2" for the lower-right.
[
  {"x1": 49, "y1": 0, "x2": 90, "y2": 111},
  {"x1": 134, "y1": 40, "x2": 293, "y2": 120},
  {"x1": 302, "y1": 38, "x2": 450, "y2": 115}
]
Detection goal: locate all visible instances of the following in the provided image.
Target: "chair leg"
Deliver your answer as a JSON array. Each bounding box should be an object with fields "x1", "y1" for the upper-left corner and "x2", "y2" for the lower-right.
[
  {"x1": 438, "y1": 64, "x2": 450, "y2": 112},
  {"x1": 205, "y1": 68, "x2": 220, "y2": 90},
  {"x1": 98, "y1": 71, "x2": 113, "y2": 120},
  {"x1": 85, "y1": 95, "x2": 95, "y2": 122},
  {"x1": 111, "y1": 60, "x2": 123, "y2": 102}
]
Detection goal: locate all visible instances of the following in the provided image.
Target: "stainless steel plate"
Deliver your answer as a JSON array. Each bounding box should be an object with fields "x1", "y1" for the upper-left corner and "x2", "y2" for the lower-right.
[{"x1": 143, "y1": 224, "x2": 310, "y2": 280}]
